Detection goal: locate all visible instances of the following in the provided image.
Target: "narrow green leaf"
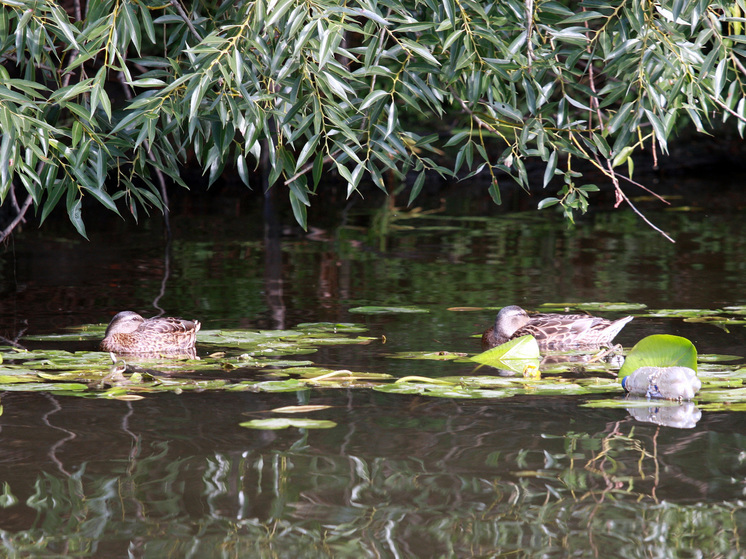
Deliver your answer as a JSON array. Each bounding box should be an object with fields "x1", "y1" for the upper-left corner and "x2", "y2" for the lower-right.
[
  {"x1": 407, "y1": 171, "x2": 426, "y2": 206},
  {"x1": 543, "y1": 151, "x2": 558, "y2": 188}
]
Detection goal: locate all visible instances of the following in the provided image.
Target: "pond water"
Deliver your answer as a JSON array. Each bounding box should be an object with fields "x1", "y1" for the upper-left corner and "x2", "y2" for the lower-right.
[{"x1": 2, "y1": 176, "x2": 746, "y2": 557}]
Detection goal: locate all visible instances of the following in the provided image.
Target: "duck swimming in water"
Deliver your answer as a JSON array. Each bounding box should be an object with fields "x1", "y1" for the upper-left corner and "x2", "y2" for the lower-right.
[
  {"x1": 100, "y1": 311, "x2": 200, "y2": 354},
  {"x1": 482, "y1": 305, "x2": 633, "y2": 349}
]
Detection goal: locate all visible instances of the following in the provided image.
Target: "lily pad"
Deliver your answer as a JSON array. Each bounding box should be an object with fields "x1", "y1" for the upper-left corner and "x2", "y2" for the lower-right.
[
  {"x1": 618, "y1": 335, "x2": 698, "y2": 379},
  {"x1": 472, "y1": 335, "x2": 541, "y2": 363},
  {"x1": 239, "y1": 418, "x2": 337, "y2": 430},
  {"x1": 389, "y1": 351, "x2": 468, "y2": 361},
  {"x1": 644, "y1": 309, "x2": 721, "y2": 318},
  {"x1": 271, "y1": 405, "x2": 333, "y2": 413},
  {"x1": 539, "y1": 302, "x2": 648, "y2": 312},
  {"x1": 698, "y1": 354, "x2": 743, "y2": 363},
  {"x1": 347, "y1": 306, "x2": 430, "y2": 314},
  {"x1": 471, "y1": 335, "x2": 541, "y2": 374}
]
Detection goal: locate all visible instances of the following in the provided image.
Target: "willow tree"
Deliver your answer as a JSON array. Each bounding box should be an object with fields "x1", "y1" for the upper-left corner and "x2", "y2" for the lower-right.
[{"x1": 1, "y1": 0, "x2": 744, "y2": 240}]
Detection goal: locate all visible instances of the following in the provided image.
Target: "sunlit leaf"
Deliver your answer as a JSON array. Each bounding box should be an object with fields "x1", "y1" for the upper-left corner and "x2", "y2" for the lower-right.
[
  {"x1": 471, "y1": 335, "x2": 541, "y2": 366},
  {"x1": 618, "y1": 335, "x2": 698, "y2": 379},
  {"x1": 239, "y1": 418, "x2": 337, "y2": 430}
]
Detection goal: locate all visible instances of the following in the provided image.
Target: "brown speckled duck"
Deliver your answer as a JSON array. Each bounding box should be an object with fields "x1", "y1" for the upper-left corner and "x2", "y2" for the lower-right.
[
  {"x1": 100, "y1": 311, "x2": 200, "y2": 354},
  {"x1": 482, "y1": 305, "x2": 633, "y2": 349}
]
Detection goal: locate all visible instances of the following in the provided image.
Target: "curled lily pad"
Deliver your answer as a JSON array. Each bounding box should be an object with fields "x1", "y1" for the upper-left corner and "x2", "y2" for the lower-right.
[
  {"x1": 471, "y1": 335, "x2": 541, "y2": 374},
  {"x1": 271, "y1": 405, "x2": 333, "y2": 413},
  {"x1": 240, "y1": 418, "x2": 337, "y2": 430},
  {"x1": 618, "y1": 335, "x2": 698, "y2": 379},
  {"x1": 472, "y1": 335, "x2": 541, "y2": 363}
]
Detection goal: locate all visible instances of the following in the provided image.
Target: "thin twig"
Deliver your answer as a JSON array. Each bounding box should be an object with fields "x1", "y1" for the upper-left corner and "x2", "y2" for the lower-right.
[
  {"x1": 0, "y1": 194, "x2": 33, "y2": 242},
  {"x1": 616, "y1": 172, "x2": 670, "y2": 205},
  {"x1": 170, "y1": 0, "x2": 202, "y2": 42},
  {"x1": 605, "y1": 159, "x2": 675, "y2": 243}
]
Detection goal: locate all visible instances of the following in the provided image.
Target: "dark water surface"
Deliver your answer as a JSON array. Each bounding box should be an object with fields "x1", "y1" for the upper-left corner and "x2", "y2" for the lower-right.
[{"x1": 2, "y1": 182, "x2": 746, "y2": 557}]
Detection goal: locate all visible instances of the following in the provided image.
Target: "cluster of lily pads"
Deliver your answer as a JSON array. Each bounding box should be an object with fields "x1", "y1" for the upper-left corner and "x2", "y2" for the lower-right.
[{"x1": 0, "y1": 303, "x2": 745, "y2": 429}]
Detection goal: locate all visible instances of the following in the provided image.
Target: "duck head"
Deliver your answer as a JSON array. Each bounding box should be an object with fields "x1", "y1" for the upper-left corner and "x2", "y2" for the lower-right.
[
  {"x1": 104, "y1": 311, "x2": 145, "y2": 336},
  {"x1": 494, "y1": 305, "x2": 531, "y2": 339}
]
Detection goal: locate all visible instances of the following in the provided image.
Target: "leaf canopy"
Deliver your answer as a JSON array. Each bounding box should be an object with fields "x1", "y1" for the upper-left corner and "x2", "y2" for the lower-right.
[{"x1": 1, "y1": 0, "x2": 745, "y2": 238}]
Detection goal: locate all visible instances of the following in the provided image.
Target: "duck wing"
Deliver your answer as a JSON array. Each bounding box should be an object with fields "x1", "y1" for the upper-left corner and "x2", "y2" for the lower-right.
[
  {"x1": 138, "y1": 317, "x2": 200, "y2": 334},
  {"x1": 515, "y1": 314, "x2": 608, "y2": 339}
]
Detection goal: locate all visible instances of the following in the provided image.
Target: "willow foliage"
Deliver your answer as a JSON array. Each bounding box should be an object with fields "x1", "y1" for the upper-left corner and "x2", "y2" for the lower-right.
[{"x1": 1, "y1": 0, "x2": 745, "y2": 238}]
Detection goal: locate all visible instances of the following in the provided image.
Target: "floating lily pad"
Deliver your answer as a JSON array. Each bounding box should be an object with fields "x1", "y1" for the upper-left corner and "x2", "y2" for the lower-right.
[
  {"x1": 389, "y1": 351, "x2": 468, "y2": 361},
  {"x1": 539, "y1": 302, "x2": 647, "y2": 312},
  {"x1": 239, "y1": 418, "x2": 337, "y2": 430},
  {"x1": 472, "y1": 335, "x2": 541, "y2": 363},
  {"x1": 644, "y1": 309, "x2": 721, "y2": 318},
  {"x1": 0, "y1": 382, "x2": 89, "y2": 392},
  {"x1": 251, "y1": 379, "x2": 310, "y2": 393},
  {"x1": 722, "y1": 306, "x2": 746, "y2": 314},
  {"x1": 373, "y1": 382, "x2": 516, "y2": 399},
  {"x1": 271, "y1": 405, "x2": 333, "y2": 414},
  {"x1": 683, "y1": 316, "x2": 746, "y2": 324},
  {"x1": 697, "y1": 402, "x2": 746, "y2": 412},
  {"x1": 347, "y1": 306, "x2": 430, "y2": 314},
  {"x1": 471, "y1": 335, "x2": 541, "y2": 374},
  {"x1": 295, "y1": 322, "x2": 369, "y2": 333},
  {"x1": 698, "y1": 354, "x2": 743, "y2": 363},
  {"x1": 618, "y1": 335, "x2": 698, "y2": 379}
]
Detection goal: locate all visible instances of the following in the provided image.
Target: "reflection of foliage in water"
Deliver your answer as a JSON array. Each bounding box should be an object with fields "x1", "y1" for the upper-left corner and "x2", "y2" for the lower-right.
[
  {"x1": 160, "y1": 209, "x2": 746, "y2": 326},
  {"x1": 0, "y1": 424, "x2": 743, "y2": 558}
]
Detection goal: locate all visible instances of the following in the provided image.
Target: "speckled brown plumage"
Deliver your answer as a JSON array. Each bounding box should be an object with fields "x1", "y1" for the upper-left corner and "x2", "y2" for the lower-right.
[
  {"x1": 100, "y1": 311, "x2": 200, "y2": 354},
  {"x1": 482, "y1": 305, "x2": 633, "y2": 350}
]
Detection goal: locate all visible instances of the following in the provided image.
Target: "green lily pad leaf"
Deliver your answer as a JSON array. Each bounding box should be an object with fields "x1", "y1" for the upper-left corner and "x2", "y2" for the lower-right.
[
  {"x1": 252, "y1": 379, "x2": 310, "y2": 392},
  {"x1": 389, "y1": 351, "x2": 468, "y2": 360},
  {"x1": 0, "y1": 382, "x2": 89, "y2": 392},
  {"x1": 722, "y1": 306, "x2": 746, "y2": 314},
  {"x1": 197, "y1": 329, "x2": 304, "y2": 345},
  {"x1": 295, "y1": 322, "x2": 368, "y2": 333},
  {"x1": 697, "y1": 402, "x2": 746, "y2": 412},
  {"x1": 539, "y1": 302, "x2": 648, "y2": 312},
  {"x1": 698, "y1": 354, "x2": 743, "y2": 363},
  {"x1": 618, "y1": 335, "x2": 698, "y2": 379},
  {"x1": 683, "y1": 316, "x2": 746, "y2": 324},
  {"x1": 471, "y1": 335, "x2": 541, "y2": 374},
  {"x1": 696, "y1": 386, "x2": 746, "y2": 402},
  {"x1": 373, "y1": 382, "x2": 515, "y2": 399},
  {"x1": 645, "y1": 309, "x2": 721, "y2": 318},
  {"x1": 239, "y1": 418, "x2": 337, "y2": 430},
  {"x1": 347, "y1": 306, "x2": 430, "y2": 314},
  {"x1": 298, "y1": 336, "x2": 377, "y2": 346},
  {"x1": 0, "y1": 373, "x2": 46, "y2": 383}
]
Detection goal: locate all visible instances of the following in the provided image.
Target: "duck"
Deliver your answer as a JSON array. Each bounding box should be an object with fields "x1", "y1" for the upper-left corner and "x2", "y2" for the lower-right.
[
  {"x1": 100, "y1": 311, "x2": 201, "y2": 355},
  {"x1": 482, "y1": 305, "x2": 633, "y2": 349}
]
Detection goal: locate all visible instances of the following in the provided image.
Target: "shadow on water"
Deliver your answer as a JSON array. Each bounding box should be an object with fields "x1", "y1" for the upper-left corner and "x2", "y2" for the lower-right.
[{"x1": 2, "y1": 171, "x2": 746, "y2": 556}]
